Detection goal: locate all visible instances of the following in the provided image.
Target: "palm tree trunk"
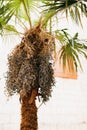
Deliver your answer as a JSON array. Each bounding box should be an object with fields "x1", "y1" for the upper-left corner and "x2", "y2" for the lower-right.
[{"x1": 20, "y1": 91, "x2": 38, "y2": 130}]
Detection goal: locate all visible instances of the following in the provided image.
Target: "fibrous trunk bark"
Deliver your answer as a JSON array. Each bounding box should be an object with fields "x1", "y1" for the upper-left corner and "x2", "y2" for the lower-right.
[{"x1": 20, "y1": 92, "x2": 38, "y2": 130}]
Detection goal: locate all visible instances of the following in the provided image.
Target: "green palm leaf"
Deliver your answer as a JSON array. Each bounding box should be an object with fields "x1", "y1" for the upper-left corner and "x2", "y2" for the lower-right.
[
  {"x1": 56, "y1": 29, "x2": 87, "y2": 71},
  {"x1": 42, "y1": 0, "x2": 87, "y2": 26},
  {"x1": 0, "y1": 0, "x2": 22, "y2": 24},
  {"x1": 0, "y1": 0, "x2": 42, "y2": 31}
]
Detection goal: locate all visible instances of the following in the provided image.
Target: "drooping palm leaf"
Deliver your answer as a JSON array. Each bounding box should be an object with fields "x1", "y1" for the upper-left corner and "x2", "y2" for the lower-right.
[{"x1": 55, "y1": 29, "x2": 87, "y2": 71}]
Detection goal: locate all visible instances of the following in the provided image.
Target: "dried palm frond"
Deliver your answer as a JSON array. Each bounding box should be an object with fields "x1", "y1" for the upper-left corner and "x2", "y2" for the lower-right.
[{"x1": 5, "y1": 24, "x2": 55, "y2": 102}]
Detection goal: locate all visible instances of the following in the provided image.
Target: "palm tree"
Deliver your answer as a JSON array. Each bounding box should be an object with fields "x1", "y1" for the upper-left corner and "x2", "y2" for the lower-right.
[
  {"x1": 0, "y1": 0, "x2": 87, "y2": 130},
  {"x1": 0, "y1": 1, "x2": 55, "y2": 130}
]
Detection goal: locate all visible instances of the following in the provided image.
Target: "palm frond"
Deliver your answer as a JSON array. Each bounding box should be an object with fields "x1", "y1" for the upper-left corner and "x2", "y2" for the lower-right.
[
  {"x1": 42, "y1": 0, "x2": 87, "y2": 26},
  {"x1": 56, "y1": 29, "x2": 87, "y2": 71},
  {"x1": 0, "y1": 0, "x2": 22, "y2": 24},
  {"x1": 0, "y1": 0, "x2": 42, "y2": 32}
]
